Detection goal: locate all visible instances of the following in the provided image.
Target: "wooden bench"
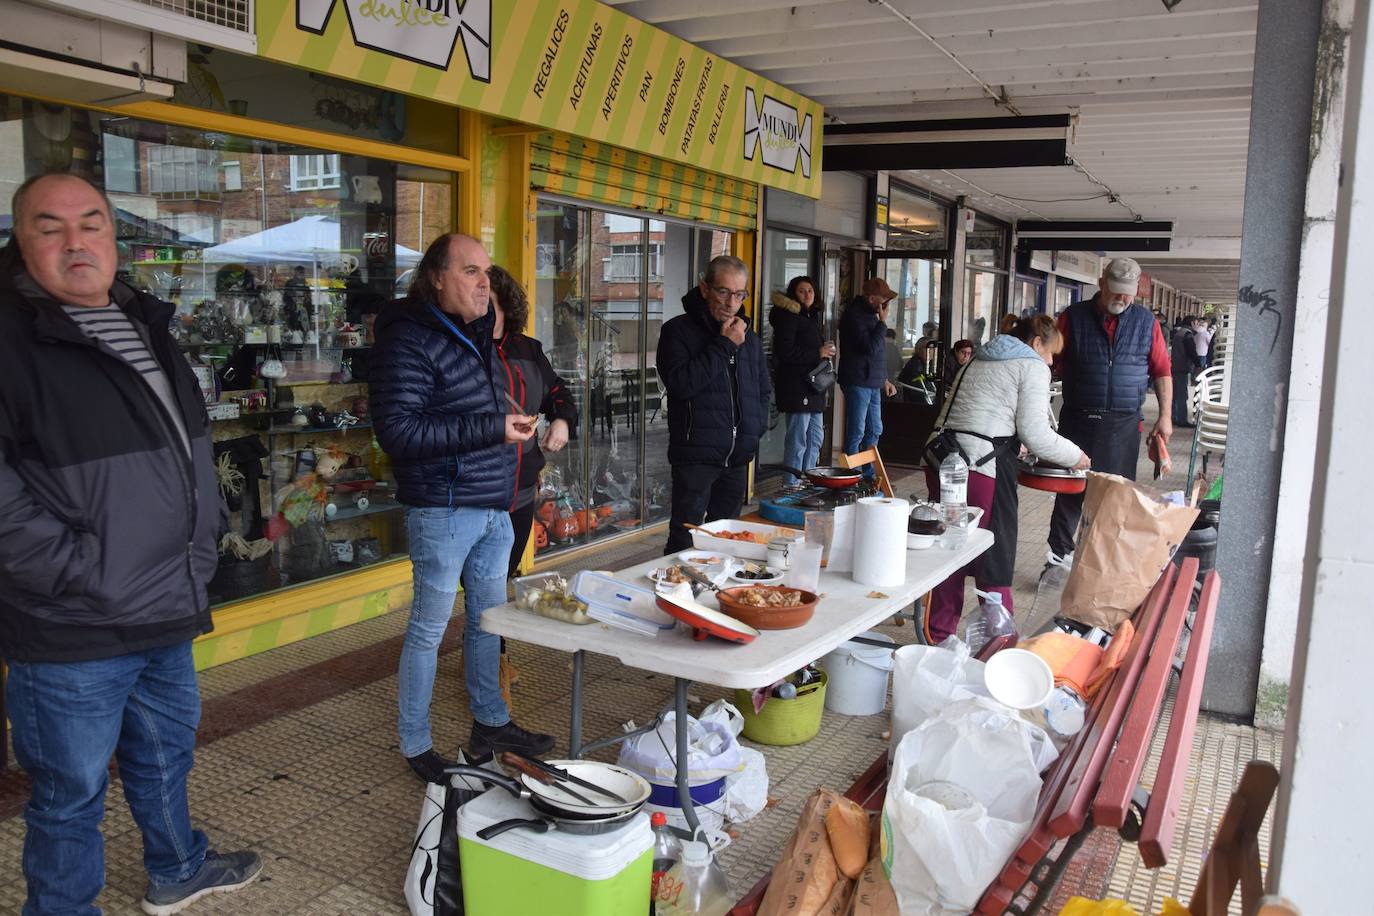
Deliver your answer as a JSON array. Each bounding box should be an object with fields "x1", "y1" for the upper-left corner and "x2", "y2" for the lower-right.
[{"x1": 728, "y1": 557, "x2": 1220, "y2": 916}]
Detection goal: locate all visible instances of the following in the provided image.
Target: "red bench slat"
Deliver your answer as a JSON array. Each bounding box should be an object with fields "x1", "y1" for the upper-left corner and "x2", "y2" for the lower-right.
[
  {"x1": 1046, "y1": 560, "x2": 1183, "y2": 837},
  {"x1": 1139, "y1": 569, "x2": 1221, "y2": 867},
  {"x1": 1093, "y1": 557, "x2": 1200, "y2": 828}
]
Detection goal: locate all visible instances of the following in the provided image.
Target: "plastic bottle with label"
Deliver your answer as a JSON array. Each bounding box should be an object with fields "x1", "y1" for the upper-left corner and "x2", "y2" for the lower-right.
[
  {"x1": 655, "y1": 836, "x2": 731, "y2": 916},
  {"x1": 938, "y1": 451, "x2": 969, "y2": 548},
  {"x1": 650, "y1": 811, "x2": 682, "y2": 913}
]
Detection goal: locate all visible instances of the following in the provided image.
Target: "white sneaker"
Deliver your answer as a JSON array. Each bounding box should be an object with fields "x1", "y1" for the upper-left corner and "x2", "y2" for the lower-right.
[{"x1": 1045, "y1": 550, "x2": 1074, "y2": 570}]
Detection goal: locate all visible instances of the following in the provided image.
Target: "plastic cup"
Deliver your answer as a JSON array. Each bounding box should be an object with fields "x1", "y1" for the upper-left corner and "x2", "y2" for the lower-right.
[
  {"x1": 785, "y1": 542, "x2": 823, "y2": 592},
  {"x1": 804, "y1": 511, "x2": 835, "y2": 564}
]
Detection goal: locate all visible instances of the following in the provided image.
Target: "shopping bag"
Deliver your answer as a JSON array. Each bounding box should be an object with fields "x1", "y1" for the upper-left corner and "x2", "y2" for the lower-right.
[
  {"x1": 882, "y1": 698, "x2": 1043, "y2": 915},
  {"x1": 888, "y1": 639, "x2": 990, "y2": 760},
  {"x1": 404, "y1": 751, "x2": 493, "y2": 916},
  {"x1": 1060, "y1": 473, "x2": 1198, "y2": 631}
]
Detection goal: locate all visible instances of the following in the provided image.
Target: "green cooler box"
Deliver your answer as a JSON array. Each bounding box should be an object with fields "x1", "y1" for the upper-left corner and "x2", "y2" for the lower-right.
[{"x1": 457, "y1": 787, "x2": 653, "y2": 916}]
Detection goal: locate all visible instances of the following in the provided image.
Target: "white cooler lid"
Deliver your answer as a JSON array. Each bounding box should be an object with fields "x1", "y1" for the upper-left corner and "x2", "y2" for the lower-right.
[{"x1": 457, "y1": 787, "x2": 652, "y2": 881}]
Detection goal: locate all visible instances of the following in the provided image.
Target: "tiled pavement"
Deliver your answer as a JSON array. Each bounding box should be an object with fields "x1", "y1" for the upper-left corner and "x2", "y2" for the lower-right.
[{"x1": 0, "y1": 414, "x2": 1280, "y2": 914}]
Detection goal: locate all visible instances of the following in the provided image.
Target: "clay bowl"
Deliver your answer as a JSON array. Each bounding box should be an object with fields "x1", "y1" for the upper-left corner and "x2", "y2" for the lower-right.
[{"x1": 715, "y1": 586, "x2": 819, "y2": 630}]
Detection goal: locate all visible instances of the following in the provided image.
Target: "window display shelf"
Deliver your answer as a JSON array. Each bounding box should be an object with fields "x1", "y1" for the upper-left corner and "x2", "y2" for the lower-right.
[
  {"x1": 267, "y1": 421, "x2": 373, "y2": 434},
  {"x1": 326, "y1": 502, "x2": 403, "y2": 524}
]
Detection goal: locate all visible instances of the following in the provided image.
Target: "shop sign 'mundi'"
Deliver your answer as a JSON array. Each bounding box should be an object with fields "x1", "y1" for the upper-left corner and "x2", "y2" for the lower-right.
[
  {"x1": 296, "y1": 0, "x2": 492, "y2": 80},
  {"x1": 743, "y1": 88, "x2": 813, "y2": 178}
]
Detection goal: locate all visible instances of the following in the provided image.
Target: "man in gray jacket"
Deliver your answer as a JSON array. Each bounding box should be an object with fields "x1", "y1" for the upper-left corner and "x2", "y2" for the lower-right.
[{"x1": 0, "y1": 173, "x2": 261, "y2": 915}]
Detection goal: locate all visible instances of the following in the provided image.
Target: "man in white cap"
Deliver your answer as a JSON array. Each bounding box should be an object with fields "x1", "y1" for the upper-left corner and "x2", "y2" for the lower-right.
[{"x1": 1044, "y1": 257, "x2": 1172, "y2": 574}]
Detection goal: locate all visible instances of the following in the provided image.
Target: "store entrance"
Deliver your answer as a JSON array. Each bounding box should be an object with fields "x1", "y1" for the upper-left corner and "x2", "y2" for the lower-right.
[{"x1": 531, "y1": 198, "x2": 733, "y2": 558}]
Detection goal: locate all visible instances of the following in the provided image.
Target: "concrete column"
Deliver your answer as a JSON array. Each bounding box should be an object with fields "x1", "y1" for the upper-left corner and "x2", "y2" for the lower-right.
[
  {"x1": 1205, "y1": 0, "x2": 1323, "y2": 716},
  {"x1": 1270, "y1": 0, "x2": 1374, "y2": 896}
]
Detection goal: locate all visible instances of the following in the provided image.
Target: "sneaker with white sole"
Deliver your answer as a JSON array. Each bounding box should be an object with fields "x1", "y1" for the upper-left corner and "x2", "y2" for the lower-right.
[{"x1": 141, "y1": 849, "x2": 263, "y2": 915}]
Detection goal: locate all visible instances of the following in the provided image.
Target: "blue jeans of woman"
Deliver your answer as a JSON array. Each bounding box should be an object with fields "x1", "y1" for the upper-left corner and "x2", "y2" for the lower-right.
[
  {"x1": 400, "y1": 506, "x2": 514, "y2": 758},
  {"x1": 842, "y1": 385, "x2": 884, "y2": 473},
  {"x1": 6, "y1": 641, "x2": 209, "y2": 915},
  {"x1": 782, "y1": 412, "x2": 825, "y2": 485}
]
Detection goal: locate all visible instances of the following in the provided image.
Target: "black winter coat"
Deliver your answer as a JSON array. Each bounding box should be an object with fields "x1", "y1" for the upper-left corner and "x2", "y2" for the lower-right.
[
  {"x1": 0, "y1": 267, "x2": 222, "y2": 662},
  {"x1": 369, "y1": 297, "x2": 515, "y2": 510},
  {"x1": 768, "y1": 291, "x2": 827, "y2": 414},
  {"x1": 657, "y1": 288, "x2": 771, "y2": 467},
  {"x1": 494, "y1": 331, "x2": 578, "y2": 509},
  {"x1": 837, "y1": 297, "x2": 889, "y2": 388}
]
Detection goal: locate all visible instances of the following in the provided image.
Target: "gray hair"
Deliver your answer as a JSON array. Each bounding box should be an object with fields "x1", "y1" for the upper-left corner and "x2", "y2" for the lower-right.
[{"x1": 703, "y1": 254, "x2": 749, "y2": 286}]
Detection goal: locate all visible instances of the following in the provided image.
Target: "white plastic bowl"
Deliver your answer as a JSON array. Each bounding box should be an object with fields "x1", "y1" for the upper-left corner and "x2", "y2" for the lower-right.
[
  {"x1": 983, "y1": 649, "x2": 1055, "y2": 711},
  {"x1": 906, "y1": 532, "x2": 936, "y2": 550}
]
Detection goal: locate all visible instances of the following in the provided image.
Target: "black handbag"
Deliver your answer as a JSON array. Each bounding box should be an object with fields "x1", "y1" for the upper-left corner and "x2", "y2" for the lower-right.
[{"x1": 806, "y1": 357, "x2": 836, "y2": 394}]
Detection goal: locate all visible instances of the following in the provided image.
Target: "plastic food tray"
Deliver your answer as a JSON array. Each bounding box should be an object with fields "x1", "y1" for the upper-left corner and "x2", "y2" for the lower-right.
[{"x1": 689, "y1": 519, "x2": 803, "y2": 561}]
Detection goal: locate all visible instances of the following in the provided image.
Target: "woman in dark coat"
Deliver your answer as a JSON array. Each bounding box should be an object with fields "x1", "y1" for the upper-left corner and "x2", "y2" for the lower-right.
[
  {"x1": 769, "y1": 275, "x2": 835, "y2": 487},
  {"x1": 488, "y1": 266, "x2": 578, "y2": 575}
]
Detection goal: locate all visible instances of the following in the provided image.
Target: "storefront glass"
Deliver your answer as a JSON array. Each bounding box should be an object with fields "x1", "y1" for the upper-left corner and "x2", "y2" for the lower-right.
[
  {"x1": 880, "y1": 257, "x2": 944, "y2": 354},
  {"x1": 887, "y1": 185, "x2": 948, "y2": 252},
  {"x1": 757, "y1": 230, "x2": 818, "y2": 472},
  {"x1": 1055, "y1": 282, "x2": 1081, "y2": 315},
  {"x1": 531, "y1": 198, "x2": 731, "y2": 557},
  {"x1": 0, "y1": 92, "x2": 459, "y2": 605},
  {"x1": 964, "y1": 216, "x2": 1008, "y2": 346},
  {"x1": 1014, "y1": 277, "x2": 1045, "y2": 317}
]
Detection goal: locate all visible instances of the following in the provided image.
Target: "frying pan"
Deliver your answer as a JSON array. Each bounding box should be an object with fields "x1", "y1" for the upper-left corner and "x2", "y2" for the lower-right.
[
  {"x1": 762, "y1": 464, "x2": 863, "y2": 490},
  {"x1": 446, "y1": 766, "x2": 647, "y2": 840},
  {"x1": 1017, "y1": 461, "x2": 1087, "y2": 494},
  {"x1": 446, "y1": 759, "x2": 650, "y2": 817}
]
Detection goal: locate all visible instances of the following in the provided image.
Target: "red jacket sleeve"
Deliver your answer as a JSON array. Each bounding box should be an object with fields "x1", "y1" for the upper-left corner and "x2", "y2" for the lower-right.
[{"x1": 1148, "y1": 320, "x2": 1171, "y2": 379}]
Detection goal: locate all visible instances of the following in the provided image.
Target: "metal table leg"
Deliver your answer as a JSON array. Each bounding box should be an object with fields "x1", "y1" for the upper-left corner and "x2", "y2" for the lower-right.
[
  {"x1": 674, "y1": 677, "x2": 700, "y2": 835},
  {"x1": 569, "y1": 649, "x2": 585, "y2": 758}
]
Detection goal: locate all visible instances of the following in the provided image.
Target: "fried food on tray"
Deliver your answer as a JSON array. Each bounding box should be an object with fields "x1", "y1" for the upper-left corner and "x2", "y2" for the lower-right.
[
  {"x1": 714, "y1": 530, "x2": 766, "y2": 543},
  {"x1": 736, "y1": 587, "x2": 804, "y2": 607}
]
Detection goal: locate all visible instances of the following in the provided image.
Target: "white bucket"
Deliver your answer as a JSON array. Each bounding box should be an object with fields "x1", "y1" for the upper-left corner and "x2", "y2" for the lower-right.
[{"x1": 820, "y1": 631, "x2": 896, "y2": 716}]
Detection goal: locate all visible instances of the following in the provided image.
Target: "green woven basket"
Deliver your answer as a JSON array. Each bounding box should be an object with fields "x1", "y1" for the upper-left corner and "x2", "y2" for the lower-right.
[{"x1": 734, "y1": 671, "x2": 828, "y2": 746}]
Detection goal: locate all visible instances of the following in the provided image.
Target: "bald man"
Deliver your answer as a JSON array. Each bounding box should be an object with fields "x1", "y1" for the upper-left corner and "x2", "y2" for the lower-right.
[{"x1": 0, "y1": 172, "x2": 262, "y2": 914}]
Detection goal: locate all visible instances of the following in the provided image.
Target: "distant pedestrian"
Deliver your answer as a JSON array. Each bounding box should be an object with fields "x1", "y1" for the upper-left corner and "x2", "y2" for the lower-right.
[
  {"x1": 838, "y1": 277, "x2": 898, "y2": 472},
  {"x1": 1194, "y1": 315, "x2": 1215, "y2": 369},
  {"x1": 0, "y1": 172, "x2": 263, "y2": 915},
  {"x1": 1171, "y1": 316, "x2": 1201, "y2": 428},
  {"x1": 769, "y1": 275, "x2": 833, "y2": 487}
]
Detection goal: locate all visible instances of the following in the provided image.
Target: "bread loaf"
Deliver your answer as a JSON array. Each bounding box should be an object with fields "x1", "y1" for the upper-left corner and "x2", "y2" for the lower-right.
[{"x1": 825, "y1": 797, "x2": 870, "y2": 879}]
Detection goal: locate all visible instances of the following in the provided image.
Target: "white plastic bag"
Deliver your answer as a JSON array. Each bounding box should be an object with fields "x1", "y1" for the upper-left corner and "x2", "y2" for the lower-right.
[
  {"x1": 699, "y1": 698, "x2": 745, "y2": 738},
  {"x1": 723, "y1": 746, "x2": 769, "y2": 823},
  {"x1": 890, "y1": 639, "x2": 991, "y2": 759},
  {"x1": 405, "y1": 751, "x2": 495, "y2": 916},
  {"x1": 882, "y1": 698, "x2": 1043, "y2": 916},
  {"x1": 616, "y1": 711, "x2": 742, "y2": 784}
]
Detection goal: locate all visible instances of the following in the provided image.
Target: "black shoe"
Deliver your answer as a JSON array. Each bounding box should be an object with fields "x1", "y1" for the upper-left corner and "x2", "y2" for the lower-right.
[
  {"x1": 468, "y1": 720, "x2": 556, "y2": 760},
  {"x1": 406, "y1": 748, "x2": 457, "y2": 783},
  {"x1": 141, "y1": 850, "x2": 263, "y2": 915}
]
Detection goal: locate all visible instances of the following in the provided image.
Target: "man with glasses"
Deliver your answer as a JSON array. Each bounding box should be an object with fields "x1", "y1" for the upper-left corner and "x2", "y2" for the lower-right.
[{"x1": 657, "y1": 255, "x2": 770, "y2": 553}]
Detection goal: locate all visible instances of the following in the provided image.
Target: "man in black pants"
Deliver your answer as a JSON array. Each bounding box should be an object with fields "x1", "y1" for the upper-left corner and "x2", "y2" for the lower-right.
[
  {"x1": 1046, "y1": 258, "x2": 1174, "y2": 574},
  {"x1": 657, "y1": 255, "x2": 770, "y2": 554}
]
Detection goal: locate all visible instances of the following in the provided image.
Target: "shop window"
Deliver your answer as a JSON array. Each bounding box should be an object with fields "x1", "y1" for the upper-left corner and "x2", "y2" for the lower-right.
[
  {"x1": 532, "y1": 199, "x2": 729, "y2": 557},
  {"x1": 0, "y1": 92, "x2": 457, "y2": 606},
  {"x1": 888, "y1": 184, "x2": 949, "y2": 252},
  {"x1": 289, "y1": 154, "x2": 342, "y2": 191}
]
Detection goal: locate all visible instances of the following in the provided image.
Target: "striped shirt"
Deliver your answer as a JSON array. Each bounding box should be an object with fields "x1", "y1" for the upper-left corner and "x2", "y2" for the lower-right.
[{"x1": 63, "y1": 301, "x2": 191, "y2": 455}]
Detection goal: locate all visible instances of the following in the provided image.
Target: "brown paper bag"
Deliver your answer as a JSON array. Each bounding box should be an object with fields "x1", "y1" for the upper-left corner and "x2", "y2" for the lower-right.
[
  {"x1": 847, "y1": 857, "x2": 899, "y2": 916},
  {"x1": 1060, "y1": 472, "x2": 1198, "y2": 631},
  {"x1": 758, "y1": 790, "x2": 843, "y2": 916}
]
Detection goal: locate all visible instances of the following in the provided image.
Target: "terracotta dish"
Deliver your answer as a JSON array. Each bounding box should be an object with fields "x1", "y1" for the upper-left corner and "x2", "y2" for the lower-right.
[{"x1": 716, "y1": 586, "x2": 819, "y2": 630}]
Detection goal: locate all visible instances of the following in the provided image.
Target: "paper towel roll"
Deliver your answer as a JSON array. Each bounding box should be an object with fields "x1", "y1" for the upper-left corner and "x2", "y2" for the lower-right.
[{"x1": 852, "y1": 496, "x2": 910, "y2": 587}]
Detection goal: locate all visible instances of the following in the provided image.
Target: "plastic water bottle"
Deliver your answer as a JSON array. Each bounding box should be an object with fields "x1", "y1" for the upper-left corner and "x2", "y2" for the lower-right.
[
  {"x1": 964, "y1": 589, "x2": 1018, "y2": 655},
  {"x1": 655, "y1": 836, "x2": 731, "y2": 916},
  {"x1": 938, "y1": 451, "x2": 969, "y2": 547},
  {"x1": 650, "y1": 812, "x2": 682, "y2": 911}
]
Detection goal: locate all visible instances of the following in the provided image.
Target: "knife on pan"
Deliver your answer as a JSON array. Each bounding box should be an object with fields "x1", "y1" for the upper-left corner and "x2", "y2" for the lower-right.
[
  {"x1": 500, "y1": 752, "x2": 598, "y2": 805},
  {"x1": 502, "y1": 751, "x2": 630, "y2": 805}
]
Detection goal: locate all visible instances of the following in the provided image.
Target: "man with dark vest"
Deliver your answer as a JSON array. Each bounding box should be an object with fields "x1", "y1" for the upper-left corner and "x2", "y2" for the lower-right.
[{"x1": 1044, "y1": 257, "x2": 1173, "y2": 573}]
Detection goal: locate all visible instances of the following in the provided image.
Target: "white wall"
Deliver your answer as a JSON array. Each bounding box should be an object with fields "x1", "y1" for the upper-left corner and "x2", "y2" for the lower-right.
[{"x1": 1258, "y1": 0, "x2": 1356, "y2": 726}]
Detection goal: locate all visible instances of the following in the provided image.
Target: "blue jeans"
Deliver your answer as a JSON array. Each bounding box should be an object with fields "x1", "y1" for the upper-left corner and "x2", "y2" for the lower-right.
[
  {"x1": 842, "y1": 385, "x2": 884, "y2": 474},
  {"x1": 6, "y1": 642, "x2": 208, "y2": 916},
  {"x1": 400, "y1": 506, "x2": 514, "y2": 757},
  {"x1": 782, "y1": 412, "x2": 825, "y2": 485}
]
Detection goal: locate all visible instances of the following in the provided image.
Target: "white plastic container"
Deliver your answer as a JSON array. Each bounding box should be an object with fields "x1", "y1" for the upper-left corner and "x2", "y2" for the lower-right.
[
  {"x1": 573, "y1": 570, "x2": 676, "y2": 635},
  {"x1": 689, "y1": 519, "x2": 799, "y2": 560},
  {"x1": 820, "y1": 630, "x2": 896, "y2": 716},
  {"x1": 983, "y1": 649, "x2": 1055, "y2": 711}
]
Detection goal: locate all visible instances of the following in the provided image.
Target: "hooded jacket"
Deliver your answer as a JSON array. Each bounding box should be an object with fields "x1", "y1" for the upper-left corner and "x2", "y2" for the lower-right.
[
  {"x1": 369, "y1": 297, "x2": 515, "y2": 510},
  {"x1": 837, "y1": 296, "x2": 889, "y2": 388},
  {"x1": 930, "y1": 334, "x2": 1083, "y2": 476},
  {"x1": 657, "y1": 287, "x2": 771, "y2": 467},
  {"x1": 768, "y1": 291, "x2": 827, "y2": 414},
  {"x1": 0, "y1": 264, "x2": 222, "y2": 662},
  {"x1": 493, "y1": 331, "x2": 578, "y2": 509}
]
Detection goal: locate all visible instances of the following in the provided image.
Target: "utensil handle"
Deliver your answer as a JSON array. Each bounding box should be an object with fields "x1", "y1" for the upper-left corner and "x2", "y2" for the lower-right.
[
  {"x1": 443, "y1": 765, "x2": 525, "y2": 798},
  {"x1": 477, "y1": 817, "x2": 551, "y2": 841},
  {"x1": 678, "y1": 563, "x2": 720, "y2": 593},
  {"x1": 500, "y1": 751, "x2": 554, "y2": 783}
]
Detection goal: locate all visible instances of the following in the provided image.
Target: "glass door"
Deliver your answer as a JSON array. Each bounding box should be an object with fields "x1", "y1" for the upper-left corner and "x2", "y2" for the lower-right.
[{"x1": 757, "y1": 230, "x2": 819, "y2": 478}]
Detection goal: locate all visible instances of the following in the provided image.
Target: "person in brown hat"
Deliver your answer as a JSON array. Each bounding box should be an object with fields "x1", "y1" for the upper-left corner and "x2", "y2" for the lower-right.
[{"x1": 837, "y1": 277, "x2": 899, "y2": 474}]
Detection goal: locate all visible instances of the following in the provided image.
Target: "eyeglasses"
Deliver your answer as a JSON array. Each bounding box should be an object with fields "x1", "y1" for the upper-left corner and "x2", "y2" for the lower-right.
[{"x1": 710, "y1": 286, "x2": 749, "y2": 303}]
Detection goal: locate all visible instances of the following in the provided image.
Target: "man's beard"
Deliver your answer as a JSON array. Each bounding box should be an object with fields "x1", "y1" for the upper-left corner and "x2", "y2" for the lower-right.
[{"x1": 1107, "y1": 300, "x2": 1129, "y2": 315}]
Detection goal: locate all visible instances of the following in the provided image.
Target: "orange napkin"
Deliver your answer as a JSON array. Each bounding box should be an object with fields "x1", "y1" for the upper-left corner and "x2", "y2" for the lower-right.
[
  {"x1": 1084, "y1": 620, "x2": 1135, "y2": 698},
  {"x1": 1019, "y1": 622, "x2": 1136, "y2": 699}
]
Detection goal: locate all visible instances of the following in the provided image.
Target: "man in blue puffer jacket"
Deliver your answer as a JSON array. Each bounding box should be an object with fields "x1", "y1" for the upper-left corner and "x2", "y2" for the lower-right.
[
  {"x1": 657, "y1": 255, "x2": 771, "y2": 553},
  {"x1": 371, "y1": 233, "x2": 555, "y2": 781},
  {"x1": 838, "y1": 277, "x2": 898, "y2": 475}
]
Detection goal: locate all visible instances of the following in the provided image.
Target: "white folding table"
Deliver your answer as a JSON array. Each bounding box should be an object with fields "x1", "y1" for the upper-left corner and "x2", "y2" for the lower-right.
[{"x1": 482, "y1": 528, "x2": 992, "y2": 831}]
